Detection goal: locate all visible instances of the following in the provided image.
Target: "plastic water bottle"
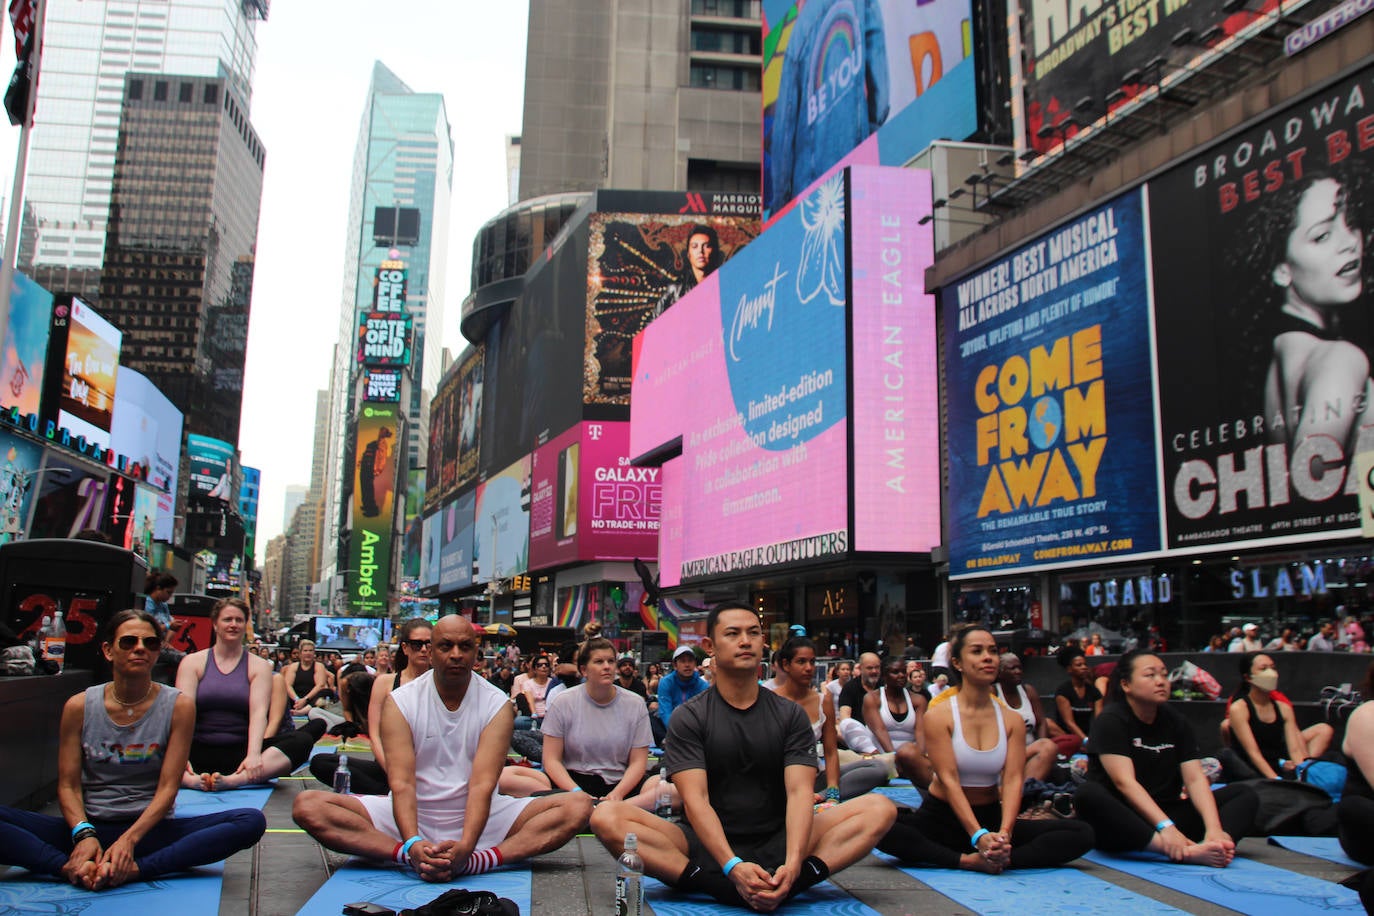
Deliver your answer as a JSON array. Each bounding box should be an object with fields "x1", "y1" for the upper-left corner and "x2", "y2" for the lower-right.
[
  {"x1": 43, "y1": 612, "x2": 66, "y2": 672},
  {"x1": 616, "y1": 832, "x2": 643, "y2": 916},
  {"x1": 654, "y1": 767, "x2": 674, "y2": 821},
  {"x1": 333, "y1": 754, "x2": 351, "y2": 794}
]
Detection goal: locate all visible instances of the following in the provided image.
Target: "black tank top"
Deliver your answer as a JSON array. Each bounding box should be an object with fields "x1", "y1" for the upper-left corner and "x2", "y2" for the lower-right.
[
  {"x1": 1241, "y1": 695, "x2": 1288, "y2": 772},
  {"x1": 293, "y1": 661, "x2": 318, "y2": 698}
]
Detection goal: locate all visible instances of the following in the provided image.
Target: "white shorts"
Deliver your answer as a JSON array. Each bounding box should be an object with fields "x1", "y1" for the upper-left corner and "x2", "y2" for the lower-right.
[{"x1": 357, "y1": 791, "x2": 533, "y2": 850}]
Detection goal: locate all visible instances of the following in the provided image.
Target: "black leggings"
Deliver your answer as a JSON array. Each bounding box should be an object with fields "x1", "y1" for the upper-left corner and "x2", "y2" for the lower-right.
[
  {"x1": 1337, "y1": 795, "x2": 1374, "y2": 865},
  {"x1": 877, "y1": 793, "x2": 1094, "y2": 869},
  {"x1": 310, "y1": 753, "x2": 390, "y2": 795},
  {"x1": 190, "y1": 718, "x2": 324, "y2": 775},
  {"x1": 1074, "y1": 781, "x2": 1258, "y2": 852}
]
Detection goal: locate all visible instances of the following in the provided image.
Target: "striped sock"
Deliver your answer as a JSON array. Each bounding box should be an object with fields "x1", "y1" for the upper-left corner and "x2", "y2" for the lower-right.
[{"x1": 456, "y1": 847, "x2": 503, "y2": 875}]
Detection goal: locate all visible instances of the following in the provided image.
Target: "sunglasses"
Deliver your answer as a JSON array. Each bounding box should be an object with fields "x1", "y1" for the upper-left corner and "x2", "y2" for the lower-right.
[
  {"x1": 404, "y1": 639, "x2": 431, "y2": 651},
  {"x1": 116, "y1": 635, "x2": 163, "y2": 652}
]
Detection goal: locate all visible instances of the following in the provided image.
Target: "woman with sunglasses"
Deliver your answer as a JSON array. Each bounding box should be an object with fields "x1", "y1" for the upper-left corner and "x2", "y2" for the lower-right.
[
  {"x1": 177, "y1": 598, "x2": 317, "y2": 789},
  {"x1": 0, "y1": 610, "x2": 264, "y2": 889}
]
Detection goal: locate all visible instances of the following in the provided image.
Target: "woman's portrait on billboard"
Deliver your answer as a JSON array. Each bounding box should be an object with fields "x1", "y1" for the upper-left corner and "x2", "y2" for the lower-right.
[{"x1": 652, "y1": 223, "x2": 725, "y2": 318}]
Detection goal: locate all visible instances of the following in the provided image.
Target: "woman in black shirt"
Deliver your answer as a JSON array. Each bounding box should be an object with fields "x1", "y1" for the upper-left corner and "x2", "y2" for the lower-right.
[
  {"x1": 1052, "y1": 648, "x2": 1102, "y2": 751},
  {"x1": 1075, "y1": 650, "x2": 1258, "y2": 866}
]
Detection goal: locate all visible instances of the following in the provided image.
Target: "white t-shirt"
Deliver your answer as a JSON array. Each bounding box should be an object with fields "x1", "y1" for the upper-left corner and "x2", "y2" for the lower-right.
[
  {"x1": 932, "y1": 641, "x2": 951, "y2": 669},
  {"x1": 542, "y1": 684, "x2": 653, "y2": 784}
]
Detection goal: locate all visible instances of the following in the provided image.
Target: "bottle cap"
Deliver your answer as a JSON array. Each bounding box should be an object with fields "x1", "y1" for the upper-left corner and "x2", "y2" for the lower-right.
[
  {"x1": 625, "y1": 832, "x2": 638, "y2": 849},
  {"x1": 339, "y1": 754, "x2": 348, "y2": 766}
]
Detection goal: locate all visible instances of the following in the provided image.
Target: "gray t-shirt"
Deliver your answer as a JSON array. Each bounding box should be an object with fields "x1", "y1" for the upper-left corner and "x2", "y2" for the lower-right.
[
  {"x1": 82, "y1": 683, "x2": 180, "y2": 819},
  {"x1": 542, "y1": 684, "x2": 653, "y2": 783}
]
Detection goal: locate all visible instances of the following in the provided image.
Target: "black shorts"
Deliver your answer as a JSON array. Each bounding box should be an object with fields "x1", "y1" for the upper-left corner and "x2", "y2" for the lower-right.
[
  {"x1": 567, "y1": 770, "x2": 650, "y2": 798},
  {"x1": 678, "y1": 823, "x2": 788, "y2": 875}
]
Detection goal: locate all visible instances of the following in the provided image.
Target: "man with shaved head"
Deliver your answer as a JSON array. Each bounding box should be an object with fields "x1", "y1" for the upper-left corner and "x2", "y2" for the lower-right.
[
  {"x1": 294, "y1": 615, "x2": 590, "y2": 881},
  {"x1": 836, "y1": 652, "x2": 884, "y2": 753}
]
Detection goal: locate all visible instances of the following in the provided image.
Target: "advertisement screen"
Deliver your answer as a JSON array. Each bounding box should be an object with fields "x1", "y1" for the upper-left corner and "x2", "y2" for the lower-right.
[
  {"x1": 440, "y1": 489, "x2": 476, "y2": 592},
  {"x1": 187, "y1": 434, "x2": 236, "y2": 501},
  {"x1": 455, "y1": 346, "x2": 484, "y2": 491},
  {"x1": 0, "y1": 270, "x2": 52, "y2": 417},
  {"x1": 1149, "y1": 65, "x2": 1374, "y2": 550},
  {"x1": 427, "y1": 366, "x2": 460, "y2": 506},
  {"x1": 56, "y1": 299, "x2": 121, "y2": 449},
  {"x1": 28, "y1": 451, "x2": 111, "y2": 540},
  {"x1": 633, "y1": 173, "x2": 850, "y2": 583},
  {"x1": 130, "y1": 483, "x2": 160, "y2": 558},
  {"x1": 849, "y1": 167, "x2": 941, "y2": 552},
  {"x1": 762, "y1": 0, "x2": 977, "y2": 221},
  {"x1": 944, "y1": 190, "x2": 1161, "y2": 576},
  {"x1": 529, "y1": 424, "x2": 581, "y2": 569},
  {"x1": 364, "y1": 367, "x2": 402, "y2": 403},
  {"x1": 585, "y1": 213, "x2": 761, "y2": 406},
  {"x1": 348, "y1": 403, "x2": 400, "y2": 613},
  {"x1": 0, "y1": 429, "x2": 44, "y2": 544},
  {"x1": 474, "y1": 455, "x2": 530, "y2": 584},
  {"x1": 110, "y1": 366, "x2": 183, "y2": 541},
  {"x1": 420, "y1": 510, "x2": 440, "y2": 590},
  {"x1": 356, "y1": 311, "x2": 413, "y2": 367},
  {"x1": 315, "y1": 616, "x2": 392, "y2": 650},
  {"x1": 657, "y1": 456, "x2": 685, "y2": 589}
]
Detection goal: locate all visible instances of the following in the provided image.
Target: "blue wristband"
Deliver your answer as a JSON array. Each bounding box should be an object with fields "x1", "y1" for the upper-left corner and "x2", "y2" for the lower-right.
[
  {"x1": 570, "y1": 786, "x2": 583, "y2": 792},
  {"x1": 970, "y1": 828, "x2": 991, "y2": 850},
  {"x1": 71, "y1": 821, "x2": 95, "y2": 840},
  {"x1": 823, "y1": 786, "x2": 840, "y2": 802},
  {"x1": 722, "y1": 856, "x2": 743, "y2": 876},
  {"x1": 399, "y1": 835, "x2": 422, "y2": 866},
  {"x1": 1154, "y1": 819, "x2": 1174, "y2": 832}
]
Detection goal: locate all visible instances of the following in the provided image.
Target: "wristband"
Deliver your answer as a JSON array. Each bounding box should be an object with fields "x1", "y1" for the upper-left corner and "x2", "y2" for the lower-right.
[
  {"x1": 72, "y1": 827, "x2": 98, "y2": 844},
  {"x1": 570, "y1": 786, "x2": 583, "y2": 792},
  {"x1": 970, "y1": 828, "x2": 991, "y2": 850},
  {"x1": 1154, "y1": 819, "x2": 1175, "y2": 832},
  {"x1": 398, "y1": 835, "x2": 422, "y2": 866},
  {"x1": 722, "y1": 856, "x2": 743, "y2": 876},
  {"x1": 71, "y1": 821, "x2": 95, "y2": 840},
  {"x1": 824, "y1": 786, "x2": 840, "y2": 802}
]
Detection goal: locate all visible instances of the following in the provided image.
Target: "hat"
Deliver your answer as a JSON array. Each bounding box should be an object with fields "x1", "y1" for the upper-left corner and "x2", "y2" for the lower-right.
[
  {"x1": 1243, "y1": 623, "x2": 1258, "y2": 633},
  {"x1": 672, "y1": 645, "x2": 696, "y2": 660},
  {"x1": 618, "y1": 654, "x2": 636, "y2": 664}
]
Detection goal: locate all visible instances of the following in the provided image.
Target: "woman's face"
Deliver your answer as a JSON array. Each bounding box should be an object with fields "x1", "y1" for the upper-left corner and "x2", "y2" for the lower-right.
[
  {"x1": 214, "y1": 606, "x2": 247, "y2": 643},
  {"x1": 781, "y1": 647, "x2": 816, "y2": 686},
  {"x1": 954, "y1": 630, "x2": 999, "y2": 685},
  {"x1": 883, "y1": 660, "x2": 908, "y2": 691},
  {"x1": 299, "y1": 644, "x2": 314, "y2": 666},
  {"x1": 1122, "y1": 654, "x2": 1171, "y2": 705},
  {"x1": 1276, "y1": 179, "x2": 1363, "y2": 308},
  {"x1": 105, "y1": 618, "x2": 161, "y2": 674},
  {"x1": 836, "y1": 661, "x2": 852, "y2": 682},
  {"x1": 1068, "y1": 655, "x2": 1089, "y2": 678},
  {"x1": 688, "y1": 232, "x2": 716, "y2": 276}
]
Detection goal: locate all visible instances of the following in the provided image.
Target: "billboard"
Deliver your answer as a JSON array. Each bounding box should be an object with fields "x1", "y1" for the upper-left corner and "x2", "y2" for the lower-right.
[
  {"x1": 455, "y1": 346, "x2": 484, "y2": 490},
  {"x1": 0, "y1": 428, "x2": 44, "y2": 543},
  {"x1": 474, "y1": 455, "x2": 530, "y2": 584},
  {"x1": 356, "y1": 262, "x2": 413, "y2": 367},
  {"x1": 130, "y1": 483, "x2": 160, "y2": 557},
  {"x1": 440, "y1": 489, "x2": 476, "y2": 592},
  {"x1": 28, "y1": 451, "x2": 111, "y2": 540},
  {"x1": 109, "y1": 366, "x2": 183, "y2": 540},
  {"x1": 426, "y1": 365, "x2": 460, "y2": 506},
  {"x1": 585, "y1": 213, "x2": 761, "y2": 406},
  {"x1": 348, "y1": 403, "x2": 400, "y2": 613},
  {"x1": 1149, "y1": 65, "x2": 1374, "y2": 551},
  {"x1": 0, "y1": 270, "x2": 52, "y2": 418},
  {"x1": 944, "y1": 190, "x2": 1160, "y2": 576},
  {"x1": 762, "y1": 0, "x2": 977, "y2": 221},
  {"x1": 187, "y1": 434, "x2": 236, "y2": 501},
  {"x1": 420, "y1": 510, "x2": 440, "y2": 590},
  {"x1": 529, "y1": 421, "x2": 663, "y2": 569},
  {"x1": 364, "y1": 367, "x2": 402, "y2": 403},
  {"x1": 43, "y1": 297, "x2": 121, "y2": 449}
]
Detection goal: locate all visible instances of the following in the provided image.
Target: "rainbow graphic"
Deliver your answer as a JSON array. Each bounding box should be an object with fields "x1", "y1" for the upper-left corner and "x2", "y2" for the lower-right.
[
  {"x1": 813, "y1": 15, "x2": 859, "y2": 93},
  {"x1": 639, "y1": 596, "x2": 683, "y2": 650},
  {"x1": 555, "y1": 586, "x2": 588, "y2": 628}
]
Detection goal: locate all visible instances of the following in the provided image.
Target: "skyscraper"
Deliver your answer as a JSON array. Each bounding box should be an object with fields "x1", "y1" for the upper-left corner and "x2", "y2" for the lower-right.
[
  {"x1": 318, "y1": 62, "x2": 453, "y2": 613},
  {"x1": 18, "y1": 0, "x2": 266, "y2": 301}
]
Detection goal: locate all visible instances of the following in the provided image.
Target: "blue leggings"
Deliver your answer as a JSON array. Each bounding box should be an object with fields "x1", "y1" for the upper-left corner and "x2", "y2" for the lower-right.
[{"x1": 0, "y1": 805, "x2": 265, "y2": 879}]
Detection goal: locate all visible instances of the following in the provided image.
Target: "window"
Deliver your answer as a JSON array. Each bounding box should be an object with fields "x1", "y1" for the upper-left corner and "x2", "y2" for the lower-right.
[
  {"x1": 128, "y1": 79, "x2": 143, "y2": 101},
  {"x1": 203, "y1": 84, "x2": 218, "y2": 105},
  {"x1": 179, "y1": 82, "x2": 193, "y2": 103},
  {"x1": 690, "y1": 64, "x2": 760, "y2": 91},
  {"x1": 154, "y1": 81, "x2": 167, "y2": 101}
]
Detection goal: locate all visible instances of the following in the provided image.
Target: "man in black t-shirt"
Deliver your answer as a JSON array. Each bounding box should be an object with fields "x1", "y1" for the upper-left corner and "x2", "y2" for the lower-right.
[
  {"x1": 836, "y1": 651, "x2": 883, "y2": 753},
  {"x1": 590, "y1": 604, "x2": 896, "y2": 911},
  {"x1": 615, "y1": 654, "x2": 648, "y2": 699}
]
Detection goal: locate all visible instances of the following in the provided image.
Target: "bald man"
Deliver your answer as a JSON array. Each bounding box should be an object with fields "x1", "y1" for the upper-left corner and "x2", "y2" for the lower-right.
[
  {"x1": 294, "y1": 616, "x2": 590, "y2": 881},
  {"x1": 836, "y1": 652, "x2": 884, "y2": 754}
]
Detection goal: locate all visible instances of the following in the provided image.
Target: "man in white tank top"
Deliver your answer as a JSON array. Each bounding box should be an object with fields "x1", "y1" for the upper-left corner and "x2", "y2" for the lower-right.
[{"x1": 293, "y1": 616, "x2": 591, "y2": 882}]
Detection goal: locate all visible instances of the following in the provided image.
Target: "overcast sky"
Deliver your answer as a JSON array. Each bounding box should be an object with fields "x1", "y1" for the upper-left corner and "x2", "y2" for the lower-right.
[{"x1": 2, "y1": 2, "x2": 530, "y2": 551}]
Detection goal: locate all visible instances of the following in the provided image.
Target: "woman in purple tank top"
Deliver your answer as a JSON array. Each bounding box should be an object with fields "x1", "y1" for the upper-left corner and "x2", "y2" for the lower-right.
[{"x1": 176, "y1": 598, "x2": 317, "y2": 789}]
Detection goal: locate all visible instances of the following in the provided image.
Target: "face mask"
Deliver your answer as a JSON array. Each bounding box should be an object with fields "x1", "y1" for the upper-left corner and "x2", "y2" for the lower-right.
[{"x1": 1249, "y1": 669, "x2": 1279, "y2": 691}]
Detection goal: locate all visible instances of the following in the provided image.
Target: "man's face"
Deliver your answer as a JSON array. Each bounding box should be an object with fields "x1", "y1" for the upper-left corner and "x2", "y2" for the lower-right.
[
  {"x1": 1322, "y1": 623, "x2": 1336, "y2": 638},
  {"x1": 704, "y1": 608, "x2": 763, "y2": 673},
  {"x1": 618, "y1": 660, "x2": 636, "y2": 680},
  {"x1": 674, "y1": 653, "x2": 697, "y2": 678},
  {"x1": 430, "y1": 618, "x2": 480, "y2": 689},
  {"x1": 859, "y1": 654, "x2": 882, "y2": 688}
]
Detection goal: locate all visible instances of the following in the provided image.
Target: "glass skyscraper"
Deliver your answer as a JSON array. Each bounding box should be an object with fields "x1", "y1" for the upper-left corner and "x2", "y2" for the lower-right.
[{"x1": 17, "y1": 0, "x2": 264, "y2": 301}]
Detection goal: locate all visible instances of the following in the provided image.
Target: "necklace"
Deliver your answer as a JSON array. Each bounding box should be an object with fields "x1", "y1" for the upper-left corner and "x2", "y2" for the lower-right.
[{"x1": 111, "y1": 682, "x2": 153, "y2": 716}]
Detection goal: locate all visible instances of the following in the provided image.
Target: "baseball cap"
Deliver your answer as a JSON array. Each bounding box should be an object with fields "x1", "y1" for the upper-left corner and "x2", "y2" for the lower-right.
[
  {"x1": 673, "y1": 645, "x2": 696, "y2": 660},
  {"x1": 618, "y1": 653, "x2": 636, "y2": 663},
  {"x1": 1243, "y1": 623, "x2": 1258, "y2": 633}
]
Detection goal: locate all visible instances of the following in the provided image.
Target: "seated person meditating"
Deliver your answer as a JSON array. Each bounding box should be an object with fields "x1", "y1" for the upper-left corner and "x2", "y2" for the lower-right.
[
  {"x1": 1223, "y1": 652, "x2": 1334, "y2": 780},
  {"x1": 541, "y1": 637, "x2": 671, "y2": 810},
  {"x1": 1075, "y1": 649, "x2": 1259, "y2": 866},
  {"x1": 878, "y1": 625, "x2": 1094, "y2": 872},
  {"x1": 282, "y1": 639, "x2": 331, "y2": 712},
  {"x1": 993, "y1": 652, "x2": 1061, "y2": 782},
  {"x1": 1338, "y1": 662, "x2": 1374, "y2": 866},
  {"x1": 293, "y1": 615, "x2": 587, "y2": 881},
  {"x1": 589, "y1": 603, "x2": 896, "y2": 912},
  {"x1": 177, "y1": 598, "x2": 317, "y2": 789},
  {"x1": 0, "y1": 610, "x2": 265, "y2": 889}
]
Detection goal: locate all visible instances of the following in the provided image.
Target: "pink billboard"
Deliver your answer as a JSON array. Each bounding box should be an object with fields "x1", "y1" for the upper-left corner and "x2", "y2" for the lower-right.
[{"x1": 530, "y1": 421, "x2": 663, "y2": 570}]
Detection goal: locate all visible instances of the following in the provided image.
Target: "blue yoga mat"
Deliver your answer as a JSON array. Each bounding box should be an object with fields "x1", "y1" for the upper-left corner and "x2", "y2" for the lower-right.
[
  {"x1": 295, "y1": 860, "x2": 531, "y2": 916},
  {"x1": 1268, "y1": 836, "x2": 1364, "y2": 869},
  {"x1": 872, "y1": 852, "x2": 1187, "y2": 915},
  {"x1": 643, "y1": 875, "x2": 880, "y2": 915},
  {"x1": 873, "y1": 785, "x2": 923, "y2": 808},
  {"x1": 172, "y1": 784, "x2": 275, "y2": 817},
  {"x1": 0, "y1": 861, "x2": 225, "y2": 915},
  {"x1": 1084, "y1": 849, "x2": 1363, "y2": 914}
]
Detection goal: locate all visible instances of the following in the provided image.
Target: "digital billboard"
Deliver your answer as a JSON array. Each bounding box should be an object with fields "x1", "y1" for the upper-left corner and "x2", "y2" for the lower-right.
[
  {"x1": 43, "y1": 297, "x2": 121, "y2": 449},
  {"x1": 426, "y1": 365, "x2": 460, "y2": 506},
  {"x1": 187, "y1": 434, "x2": 236, "y2": 501},
  {"x1": 348, "y1": 402, "x2": 400, "y2": 613},
  {"x1": 762, "y1": 0, "x2": 977, "y2": 222},
  {"x1": 440, "y1": 489, "x2": 476, "y2": 592},
  {"x1": 356, "y1": 311, "x2": 413, "y2": 367},
  {"x1": 0, "y1": 428, "x2": 44, "y2": 543},
  {"x1": 420, "y1": 510, "x2": 440, "y2": 590},
  {"x1": 28, "y1": 451, "x2": 111, "y2": 540},
  {"x1": 530, "y1": 421, "x2": 663, "y2": 569},
  {"x1": 0, "y1": 270, "x2": 52, "y2": 418},
  {"x1": 585, "y1": 213, "x2": 761, "y2": 406},
  {"x1": 474, "y1": 455, "x2": 530, "y2": 584},
  {"x1": 110, "y1": 366, "x2": 183, "y2": 540},
  {"x1": 130, "y1": 483, "x2": 160, "y2": 557},
  {"x1": 944, "y1": 190, "x2": 1161, "y2": 577},
  {"x1": 1149, "y1": 64, "x2": 1374, "y2": 551},
  {"x1": 455, "y1": 346, "x2": 483, "y2": 490},
  {"x1": 364, "y1": 367, "x2": 402, "y2": 402}
]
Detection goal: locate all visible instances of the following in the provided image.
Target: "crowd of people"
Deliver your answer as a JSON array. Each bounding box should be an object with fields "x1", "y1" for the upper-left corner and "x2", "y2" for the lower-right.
[{"x1": 0, "y1": 603, "x2": 1370, "y2": 912}]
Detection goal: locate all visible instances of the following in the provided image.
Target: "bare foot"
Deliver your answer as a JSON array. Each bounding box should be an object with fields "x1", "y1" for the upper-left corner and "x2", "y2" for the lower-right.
[
  {"x1": 105, "y1": 861, "x2": 139, "y2": 888},
  {"x1": 88, "y1": 861, "x2": 112, "y2": 890},
  {"x1": 1181, "y1": 841, "x2": 1230, "y2": 867},
  {"x1": 182, "y1": 771, "x2": 205, "y2": 790},
  {"x1": 61, "y1": 859, "x2": 94, "y2": 887},
  {"x1": 216, "y1": 770, "x2": 250, "y2": 789},
  {"x1": 959, "y1": 852, "x2": 1004, "y2": 874}
]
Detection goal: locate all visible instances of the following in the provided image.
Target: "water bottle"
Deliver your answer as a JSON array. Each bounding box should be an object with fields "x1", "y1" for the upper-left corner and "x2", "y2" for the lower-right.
[
  {"x1": 333, "y1": 754, "x2": 351, "y2": 794},
  {"x1": 654, "y1": 767, "x2": 674, "y2": 821},
  {"x1": 616, "y1": 832, "x2": 643, "y2": 916},
  {"x1": 43, "y1": 612, "x2": 66, "y2": 672},
  {"x1": 31, "y1": 613, "x2": 50, "y2": 658}
]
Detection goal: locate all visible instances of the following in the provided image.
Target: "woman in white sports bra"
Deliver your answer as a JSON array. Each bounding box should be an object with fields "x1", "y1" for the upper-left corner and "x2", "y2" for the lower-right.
[
  {"x1": 773, "y1": 636, "x2": 890, "y2": 800},
  {"x1": 864, "y1": 656, "x2": 923, "y2": 753},
  {"x1": 877, "y1": 626, "x2": 1094, "y2": 872}
]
